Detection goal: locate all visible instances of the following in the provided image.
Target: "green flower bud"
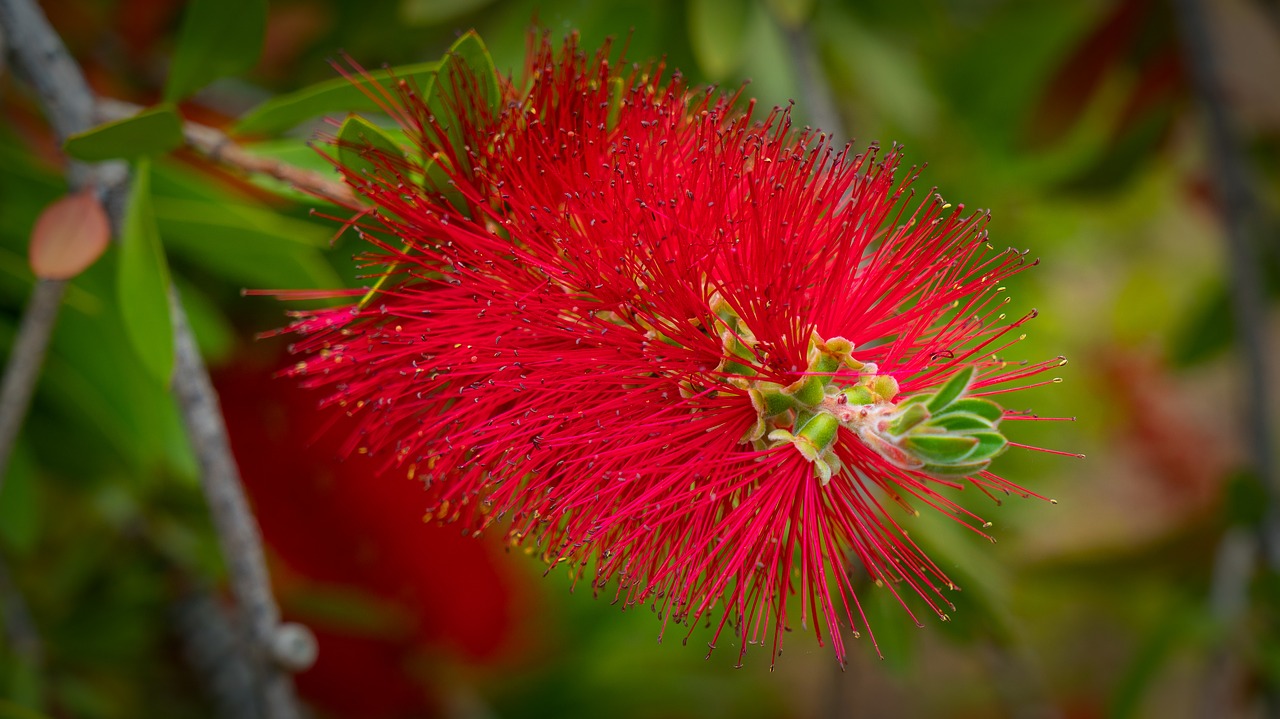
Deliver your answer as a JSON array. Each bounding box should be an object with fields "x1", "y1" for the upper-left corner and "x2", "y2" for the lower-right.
[
  {"x1": 785, "y1": 375, "x2": 827, "y2": 407},
  {"x1": 842, "y1": 385, "x2": 875, "y2": 405},
  {"x1": 797, "y1": 413, "x2": 840, "y2": 455},
  {"x1": 869, "y1": 374, "x2": 899, "y2": 402},
  {"x1": 750, "y1": 385, "x2": 797, "y2": 417}
]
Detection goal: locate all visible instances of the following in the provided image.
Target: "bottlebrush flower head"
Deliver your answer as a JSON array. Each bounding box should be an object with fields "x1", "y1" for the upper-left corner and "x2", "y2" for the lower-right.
[{"x1": 267, "y1": 31, "x2": 1071, "y2": 666}]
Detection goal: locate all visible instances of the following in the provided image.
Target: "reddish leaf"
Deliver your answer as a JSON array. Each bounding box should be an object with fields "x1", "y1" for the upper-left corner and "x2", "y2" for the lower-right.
[
  {"x1": 1025, "y1": 0, "x2": 1155, "y2": 147},
  {"x1": 28, "y1": 188, "x2": 110, "y2": 280},
  {"x1": 1114, "y1": 48, "x2": 1184, "y2": 135}
]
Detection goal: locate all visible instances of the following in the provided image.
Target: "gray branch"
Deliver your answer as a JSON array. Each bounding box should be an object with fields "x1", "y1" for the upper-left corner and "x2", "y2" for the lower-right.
[
  {"x1": 0, "y1": 279, "x2": 64, "y2": 487},
  {"x1": 781, "y1": 22, "x2": 845, "y2": 144},
  {"x1": 170, "y1": 288, "x2": 307, "y2": 719},
  {"x1": 0, "y1": 0, "x2": 310, "y2": 716},
  {"x1": 1173, "y1": 0, "x2": 1279, "y2": 715},
  {"x1": 1174, "y1": 0, "x2": 1278, "y2": 572},
  {"x1": 0, "y1": 0, "x2": 102, "y2": 489}
]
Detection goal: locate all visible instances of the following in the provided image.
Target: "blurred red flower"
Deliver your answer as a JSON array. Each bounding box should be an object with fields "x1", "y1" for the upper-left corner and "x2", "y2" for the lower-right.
[
  {"x1": 215, "y1": 358, "x2": 534, "y2": 718},
  {"x1": 269, "y1": 33, "x2": 1064, "y2": 666}
]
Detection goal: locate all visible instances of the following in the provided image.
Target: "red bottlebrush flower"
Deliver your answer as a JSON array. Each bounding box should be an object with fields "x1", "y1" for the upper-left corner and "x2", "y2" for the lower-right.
[{"x1": 267, "y1": 32, "x2": 1068, "y2": 666}]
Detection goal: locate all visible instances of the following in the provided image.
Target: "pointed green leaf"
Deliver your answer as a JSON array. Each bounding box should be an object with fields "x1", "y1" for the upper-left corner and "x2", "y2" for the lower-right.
[
  {"x1": 63, "y1": 105, "x2": 184, "y2": 162},
  {"x1": 960, "y1": 432, "x2": 1009, "y2": 463},
  {"x1": 151, "y1": 196, "x2": 342, "y2": 291},
  {"x1": 427, "y1": 31, "x2": 500, "y2": 178},
  {"x1": 921, "y1": 460, "x2": 991, "y2": 478},
  {"x1": 117, "y1": 159, "x2": 174, "y2": 385},
  {"x1": 0, "y1": 444, "x2": 39, "y2": 555},
  {"x1": 945, "y1": 397, "x2": 1004, "y2": 423},
  {"x1": 165, "y1": 0, "x2": 267, "y2": 101},
  {"x1": 886, "y1": 401, "x2": 929, "y2": 436},
  {"x1": 445, "y1": 31, "x2": 500, "y2": 111},
  {"x1": 606, "y1": 77, "x2": 625, "y2": 130},
  {"x1": 926, "y1": 412, "x2": 993, "y2": 432},
  {"x1": 234, "y1": 63, "x2": 439, "y2": 136},
  {"x1": 3, "y1": 661, "x2": 47, "y2": 716},
  {"x1": 337, "y1": 116, "x2": 406, "y2": 182},
  {"x1": 901, "y1": 434, "x2": 978, "y2": 464},
  {"x1": 926, "y1": 366, "x2": 976, "y2": 413}
]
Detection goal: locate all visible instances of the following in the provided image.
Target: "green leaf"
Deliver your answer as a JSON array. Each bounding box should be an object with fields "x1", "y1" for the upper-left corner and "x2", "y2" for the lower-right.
[
  {"x1": 165, "y1": 0, "x2": 267, "y2": 102},
  {"x1": 63, "y1": 105, "x2": 184, "y2": 162},
  {"x1": 920, "y1": 460, "x2": 990, "y2": 478},
  {"x1": 151, "y1": 196, "x2": 342, "y2": 291},
  {"x1": 817, "y1": 9, "x2": 939, "y2": 136},
  {"x1": 1109, "y1": 602, "x2": 1207, "y2": 719},
  {"x1": 1224, "y1": 470, "x2": 1268, "y2": 528},
  {"x1": 337, "y1": 116, "x2": 406, "y2": 183},
  {"x1": 0, "y1": 444, "x2": 39, "y2": 555},
  {"x1": 765, "y1": 0, "x2": 815, "y2": 27},
  {"x1": 864, "y1": 583, "x2": 918, "y2": 673},
  {"x1": 399, "y1": 0, "x2": 498, "y2": 26},
  {"x1": 1056, "y1": 104, "x2": 1173, "y2": 196},
  {"x1": 926, "y1": 366, "x2": 976, "y2": 413},
  {"x1": 444, "y1": 31, "x2": 500, "y2": 111},
  {"x1": 606, "y1": 77, "x2": 625, "y2": 130},
  {"x1": 901, "y1": 434, "x2": 978, "y2": 464},
  {"x1": 0, "y1": 668, "x2": 47, "y2": 717},
  {"x1": 944, "y1": 397, "x2": 1004, "y2": 423},
  {"x1": 925, "y1": 412, "x2": 993, "y2": 432},
  {"x1": 959, "y1": 432, "x2": 1008, "y2": 462},
  {"x1": 152, "y1": 197, "x2": 330, "y2": 250},
  {"x1": 689, "y1": 0, "x2": 750, "y2": 80},
  {"x1": 428, "y1": 31, "x2": 500, "y2": 177},
  {"x1": 904, "y1": 510, "x2": 1015, "y2": 643},
  {"x1": 234, "y1": 63, "x2": 439, "y2": 136},
  {"x1": 117, "y1": 159, "x2": 174, "y2": 385},
  {"x1": 173, "y1": 278, "x2": 235, "y2": 364},
  {"x1": 885, "y1": 402, "x2": 929, "y2": 436}
]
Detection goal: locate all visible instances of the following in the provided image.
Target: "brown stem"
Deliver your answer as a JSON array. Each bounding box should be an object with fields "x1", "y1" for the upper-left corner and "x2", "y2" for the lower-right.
[{"x1": 96, "y1": 98, "x2": 355, "y2": 206}]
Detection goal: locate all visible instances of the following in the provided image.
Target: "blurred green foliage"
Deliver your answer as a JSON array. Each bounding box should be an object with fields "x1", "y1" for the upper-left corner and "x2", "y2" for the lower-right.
[{"x1": 1, "y1": 0, "x2": 1279, "y2": 717}]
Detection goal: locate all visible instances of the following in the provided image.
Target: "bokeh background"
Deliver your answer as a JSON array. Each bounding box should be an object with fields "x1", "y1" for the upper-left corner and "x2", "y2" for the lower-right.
[{"x1": 2, "y1": 0, "x2": 1279, "y2": 717}]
